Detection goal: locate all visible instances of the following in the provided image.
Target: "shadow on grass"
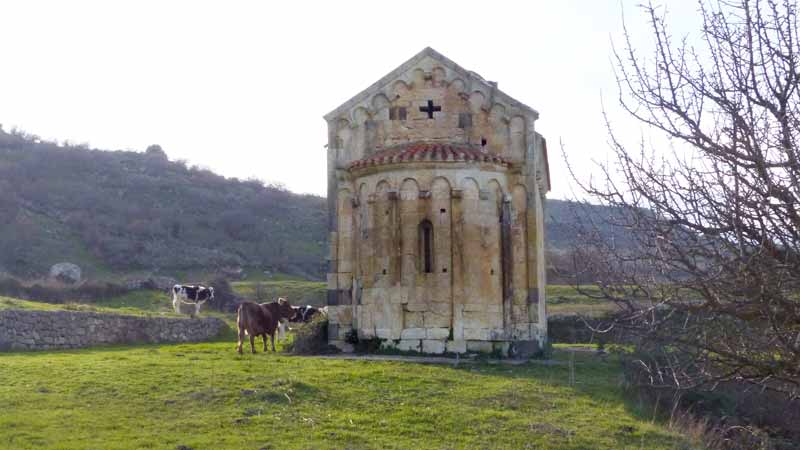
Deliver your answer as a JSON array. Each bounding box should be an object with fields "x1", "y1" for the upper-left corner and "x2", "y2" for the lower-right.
[{"x1": 441, "y1": 350, "x2": 698, "y2": 449}]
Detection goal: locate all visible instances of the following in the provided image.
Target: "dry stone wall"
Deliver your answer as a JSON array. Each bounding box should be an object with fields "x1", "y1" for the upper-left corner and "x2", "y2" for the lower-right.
[{"x1": 0, "y1": 310, "x2": 226, "y2": 351}]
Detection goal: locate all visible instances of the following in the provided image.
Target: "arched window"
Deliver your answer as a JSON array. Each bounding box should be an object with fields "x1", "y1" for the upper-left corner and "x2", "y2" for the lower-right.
[{"x1": 419, "y1": 219, "x2": 434, "y2": 273}]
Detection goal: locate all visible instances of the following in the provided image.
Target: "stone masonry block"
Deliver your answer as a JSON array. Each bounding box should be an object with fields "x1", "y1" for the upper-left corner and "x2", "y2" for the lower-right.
[
  {"x1": 404, "y1": 312, "x2": 424, "y2": 328},
  {"x1": 426, "y1": 327, "x2": 450, "y2": 340},
  {"x1": 463, "y1": 303, "x2": 486, "y2": 312},
  {"x1": 334, "y1": 306, "x2": 353, "y2": 326},
  {"x1": 326, "y1": 273, "x2": 337, "y2": 289},
  {"x1": 400, "y1": 328, "x2": 426, "y2": 339},
  {"x1": 422, "y1": 339, "x2": 446, "y2": 354},
  {"x1": 404, "y1": 303, "x2": 428, "y2": 312},
  {"x1": 466, "y1": 340, "x2": 494, "y2": 353},
  {"x1": 423, "y1": 312, "x2": 450, "y2": 328},
  {"x1": 397, "y1": 339, "x2": 421, "y2": 352},
  {"x1": 463, "y1": 328, "x2": 490, "y2": 340},
  {"x1": 428, "y1": 303, "x2": 450, "y2": 315},
  {"x1": 446, "y1": 339, "x2": 467, "y2": 354},
  {"x1": 492, "y1": 341, "x2": 510, "y2": 356}
]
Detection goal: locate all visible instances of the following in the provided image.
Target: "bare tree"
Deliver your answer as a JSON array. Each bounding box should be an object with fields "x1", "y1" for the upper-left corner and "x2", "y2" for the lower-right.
[{"x1": 569, "y1": 0, "x2": 800, "y2": 399}]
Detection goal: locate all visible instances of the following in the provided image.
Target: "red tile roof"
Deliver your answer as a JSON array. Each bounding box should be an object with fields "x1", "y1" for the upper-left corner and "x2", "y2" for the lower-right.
[{"x1": 348, "y1": 142, "x2": 510, "y2": 170}]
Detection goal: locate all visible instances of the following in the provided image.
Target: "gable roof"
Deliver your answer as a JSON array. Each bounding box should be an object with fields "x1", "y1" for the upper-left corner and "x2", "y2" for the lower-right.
[{"x1": 323, "y1": 47, "x2": 539, "y2": 121}]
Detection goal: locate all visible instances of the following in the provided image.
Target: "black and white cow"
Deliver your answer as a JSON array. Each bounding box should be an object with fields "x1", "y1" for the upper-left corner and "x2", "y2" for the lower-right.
[
  {"x1": 172, "y1": 284, "x2": 214, "y2": 317},
  {"x1": 289, "y1": 305, "x2": 324, "y2": 323},
  {"x1": 275, "y1": 304, "x2": 325, "y2": 341}
]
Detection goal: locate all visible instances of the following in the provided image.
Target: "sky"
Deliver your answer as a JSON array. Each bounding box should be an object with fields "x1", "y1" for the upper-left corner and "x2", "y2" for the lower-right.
[{"x1": 0, "y1": 1, "x2": 701, "y2": 199}]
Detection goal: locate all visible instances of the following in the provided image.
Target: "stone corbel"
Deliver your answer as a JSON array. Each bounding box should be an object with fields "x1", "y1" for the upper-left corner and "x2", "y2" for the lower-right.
[
  {"x1": 451, "y1": 189, "x2": 463, "y2": 199},
  {"x1": 419, "y1": 190, "x2": 431, "y2": 199},
  {"x1": 479, "y1": 189, "x2": 489, "y2": 200},
  {"x1": 387, "y1": 190, "x2": 398, "y2": 201}
]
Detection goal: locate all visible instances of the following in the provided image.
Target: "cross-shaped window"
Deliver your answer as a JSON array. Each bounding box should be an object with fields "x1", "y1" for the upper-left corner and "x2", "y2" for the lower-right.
[{"x1": 419, "y1": 100, "x2": 441, "y2": 119}]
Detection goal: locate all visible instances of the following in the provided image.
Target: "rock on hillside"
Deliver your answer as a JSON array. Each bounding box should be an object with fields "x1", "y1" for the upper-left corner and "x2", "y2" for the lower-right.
[{"x1": 48, "y1": 263, "x2": 82, "y2": 284}]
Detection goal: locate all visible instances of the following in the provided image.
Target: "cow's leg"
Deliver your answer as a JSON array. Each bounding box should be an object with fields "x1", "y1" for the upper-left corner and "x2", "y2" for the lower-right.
[
  {"x1": 249, "y1": 334, "x2": 256, "y2": 354},
  {"x1": 236, "y1": 325, "x2": 244, "y2": 354},
  {"x1": 262, "y1": 334, "x2": 268, "y2": 352},
  {"x1": 277, "y1": 321, "x2": 285, "y2": 341},
  {"x1": 270, "y1": 332, "x2": 276, "y2": 352}
]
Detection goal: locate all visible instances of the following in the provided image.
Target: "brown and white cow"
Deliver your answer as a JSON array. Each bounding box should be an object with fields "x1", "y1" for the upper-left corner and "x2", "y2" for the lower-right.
[{"x1": 236, "y1": 298, "x2": 296, "y2": 354}]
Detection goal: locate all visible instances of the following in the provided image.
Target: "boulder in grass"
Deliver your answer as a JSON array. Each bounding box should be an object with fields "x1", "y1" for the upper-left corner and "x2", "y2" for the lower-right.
[{"x1": 49, "y1": 263, "x2": 81, "y2": 285}]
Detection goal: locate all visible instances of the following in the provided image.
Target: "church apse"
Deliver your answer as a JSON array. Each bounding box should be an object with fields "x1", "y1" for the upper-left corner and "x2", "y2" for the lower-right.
[{"x1": 323, "y1": 47, "x2": 549, "y2": 356}]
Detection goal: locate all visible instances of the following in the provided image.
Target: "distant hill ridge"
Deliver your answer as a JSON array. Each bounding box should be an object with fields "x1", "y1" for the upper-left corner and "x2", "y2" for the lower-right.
[{"x1": 0, "y1": 127, "x2": 617, "y2": 281}]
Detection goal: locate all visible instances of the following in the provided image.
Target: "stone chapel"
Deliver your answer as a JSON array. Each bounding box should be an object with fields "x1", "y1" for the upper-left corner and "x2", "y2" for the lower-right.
[{"x1": 324, "y1": 48, "x2": 549, "y2": 356}]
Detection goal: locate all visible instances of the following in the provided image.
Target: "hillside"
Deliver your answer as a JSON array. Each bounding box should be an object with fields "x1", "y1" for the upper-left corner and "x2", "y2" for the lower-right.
[
  {"x1": 0, "y1": 127, "x2": 621, "y2": 281},
  {"x1": 0, "y1": 128, "x2": 326, "y2": 280}
]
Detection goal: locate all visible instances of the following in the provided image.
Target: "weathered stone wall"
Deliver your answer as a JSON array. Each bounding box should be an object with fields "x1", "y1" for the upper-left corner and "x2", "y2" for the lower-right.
[
  {"x1": 0, "y1": 310, "x2": 227, "y2": 351},
  {"x1": 327, "y1": 161, "x2": 547, "y2": 355}
]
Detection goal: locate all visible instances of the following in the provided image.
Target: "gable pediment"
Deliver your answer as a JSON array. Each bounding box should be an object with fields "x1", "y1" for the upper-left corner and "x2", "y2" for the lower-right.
[{"x1": 323, "y1": 47, "x2": 538, "y2": 124}]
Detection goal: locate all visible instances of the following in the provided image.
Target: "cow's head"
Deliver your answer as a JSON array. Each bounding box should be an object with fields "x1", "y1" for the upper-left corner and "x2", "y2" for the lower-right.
[
  {"x1": 208, "y1": 287, "x2": 215, "y2": 301},
  {"x1": 289, "y1": 305, "x2": 306, "y2": 323},
  {"x1": 276, "y1": 297, "x2": 295, "y2": 320}
]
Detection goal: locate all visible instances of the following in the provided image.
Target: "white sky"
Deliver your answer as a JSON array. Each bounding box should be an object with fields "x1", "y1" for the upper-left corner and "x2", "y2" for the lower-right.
[{"x1": 0, "y1": 1, "x2": 701, "y2": 199}]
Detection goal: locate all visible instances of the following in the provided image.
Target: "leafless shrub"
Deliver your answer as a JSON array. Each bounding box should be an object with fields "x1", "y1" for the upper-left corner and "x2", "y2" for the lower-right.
[{"x1": 567, "y1": 0, "x2": 800, "y2": 402}]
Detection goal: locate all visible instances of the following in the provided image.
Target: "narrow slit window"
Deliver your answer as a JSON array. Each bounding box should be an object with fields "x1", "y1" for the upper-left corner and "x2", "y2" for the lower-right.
[
  {"x1": 389, "y1": 107, "x2": 407, "y2": 121},
  {"x1": 419, "y1": 220, "x2": 434, "y2": 274},
  {"x1": 458, "y1": 113, "x2": 472, "y2": 128}
]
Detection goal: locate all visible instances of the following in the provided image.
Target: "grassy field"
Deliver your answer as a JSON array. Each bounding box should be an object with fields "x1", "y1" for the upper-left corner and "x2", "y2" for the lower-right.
[
  {"x1": 546, "y1": 285, "x2": 617, "y2": 317},
  {"x1": 0, "y1": 341, "x2": 697, "y2": 450},
  {"x1": 0, "y1": 290, "x2": 692, "y2": 449},
  {"x1": 0, "y1": 293, "x2": 239, "y2": 332},
  {"x1": 0, "y1": 294, "x2": 176, "y2": 317}
]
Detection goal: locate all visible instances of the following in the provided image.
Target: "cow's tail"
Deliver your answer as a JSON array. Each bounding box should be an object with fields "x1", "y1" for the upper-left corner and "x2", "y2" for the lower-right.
[{"x1": 237, "y1": 304, "x2": 249, "y2": 336}]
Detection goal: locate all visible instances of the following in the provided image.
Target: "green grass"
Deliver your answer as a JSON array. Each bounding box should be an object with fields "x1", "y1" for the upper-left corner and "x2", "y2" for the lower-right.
[
  {"x1": 0, "y1": 292, "x2": 240, "y2": 333},
  {"x1": 0, "y1": 343, "x2": 698, "y2": 450},
  {"x1": 547, "y1": 285, "x2": 617, "y2": 317},
  {"x1": 0, "y1": 292, "x2": 181, "y2": 317}
]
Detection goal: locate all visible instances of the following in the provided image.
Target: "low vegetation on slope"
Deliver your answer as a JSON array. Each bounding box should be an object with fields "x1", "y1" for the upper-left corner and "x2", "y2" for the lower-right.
[
  {"x1": 0, "y1": 342, "x2": 697, "y2": 450},
  {"x1": 0, "y1": 128, "x2": 326, "y2": 279}
]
